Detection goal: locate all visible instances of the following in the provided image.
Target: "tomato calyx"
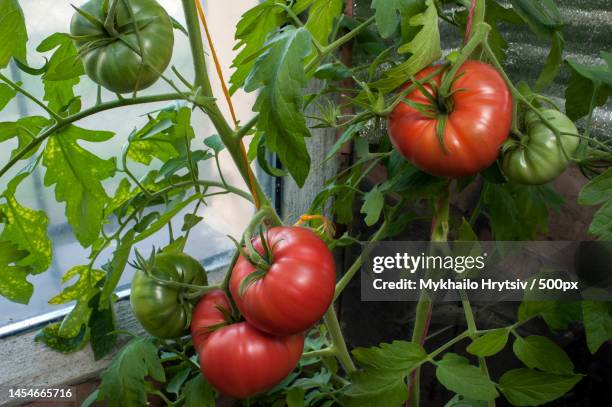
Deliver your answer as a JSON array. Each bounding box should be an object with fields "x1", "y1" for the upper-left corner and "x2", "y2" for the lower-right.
[
  {"x1": 236, "y1": 229, "x2": 279, "y2": 297},
  {"x1": 130, "y1": 248, "x2": 217, "y2": 301},
  {"x1": 294, "y1": 214, "x2": 336, "y2": 242}
]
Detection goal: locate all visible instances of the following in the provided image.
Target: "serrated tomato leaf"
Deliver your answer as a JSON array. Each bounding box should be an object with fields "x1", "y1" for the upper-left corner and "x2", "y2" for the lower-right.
[
  {"x1": 95, "y1": 338, "x2": 166, "y2": 407},
  {"x1": 582, "y1": 300, "x2": 612, "y2": 354},
  {"x1": 229, "y1": 1, "x2": 285, "y2": 94},
  {"x1": 353, "y1": 340, "x2": 427, "y2": 371},
  {"x1": 183, "y1": 375, "x2": 216, "y2": 407},
  {"x1": 34, "y1": 322, "x2": 88, "y2": 353},
  {"x1": 498, "y1": 368, "x2": 582, "y2": 406},
  {"x1": 43, "y1": 125, "x2": 116, "y2": 247},
  {"x1": 37, "y1": 33, "x2": 83, "y2": 114},
  {"x1": 0, "y1": 0, "x2": 28, "y2": 68},
  {"x1": 0, "y1": 240, "x2": 32, "y2": 304},
  {"x1": 0, "y1": 116, "x2": 52, "y2": 160},
  {"x1": 565, "y1": 52, "x2": 612, "y2": 121},
  {"x1": 245, "y1": 26, "x2": 313, "y2": 187},
  {"x1": 467, "y1": 329, "x2": 509, "y2": 357},
  {"x1": 304, "y1": 0, "x2": 342, "y2": 45},
  {"x1": 512, "y1": 335, "x2": 574, "y2": 374},
  {"x1": 372, "y1": 0, "x2": 440, "y2": 93},
  {"x1": 343, "y1": 370, "x2": 408, "y2": 407},
  {"x1": 435, "y1": 353, "x2": 499, "y2": 401},
  {"x1": 0, "y1": 194, "x2": 51, "y2": 273}
]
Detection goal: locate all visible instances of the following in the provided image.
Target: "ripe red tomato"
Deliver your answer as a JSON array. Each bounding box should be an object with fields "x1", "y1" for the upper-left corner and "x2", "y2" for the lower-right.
[
  {"x1": 387, "y1": 61, "x2": 513, "y2": 177},
  {"x1": 190, "y1": 290, "x2": 304, "y2": 399},
  {"x1": 230, "y1": 226, "x2": 336, "y2": 335},
  {"x1": 190, "y1": 289, "x2": 231, "y2": 351}
]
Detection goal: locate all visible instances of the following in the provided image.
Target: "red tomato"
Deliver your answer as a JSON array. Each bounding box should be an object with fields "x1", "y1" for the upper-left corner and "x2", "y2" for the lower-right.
[
  {"x1": 190, "y1": 289, "x2": 231, "y2": 351},
  {"x1": 230, "y1": 226, "x2": 336, "y2": 335},
  {"x1": 191, "y1": 290, "x2": 304, "y2": 398},
  {"x1": 198, "y1": 322, "x2": 304, "y2": 399},
  {"x1": 387, "y1": 61, "x2": 512, "y2": 177}
]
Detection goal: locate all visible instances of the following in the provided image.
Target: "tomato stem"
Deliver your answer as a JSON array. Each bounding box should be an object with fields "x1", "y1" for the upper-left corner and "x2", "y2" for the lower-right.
[
  {"x1": 407, "y1": 184, "x2": 450, "y2": 407},
  {"x1": 323, "y1": 306, "x2": 356, "y2": 373},
  {"x1": 438, "y1": 23, "x2": 491, "y2": 98}
]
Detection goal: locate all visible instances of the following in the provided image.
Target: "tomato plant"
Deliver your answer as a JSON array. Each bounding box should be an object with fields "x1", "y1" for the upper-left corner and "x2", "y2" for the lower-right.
[
  {"x1": 501, "y1": 109, "x2": 579, "y2": 185},
  {"x1": 130, "y1": 250, "x2": 207, "y2": 339},
  {"x1": 70, "y1": 0, "x2": 174, "y2": 93},
  {"x1": 1, "y1": 0, "x2": 611, "y2": 406},
  {"x1": 230, "y1": 226, "x2": 336, "y2": 336}
]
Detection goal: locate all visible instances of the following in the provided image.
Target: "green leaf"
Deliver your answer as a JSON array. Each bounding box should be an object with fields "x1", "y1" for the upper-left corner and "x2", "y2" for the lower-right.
[
  {"x1": 512, "y1": 335, "x2": 574, "y2": 374},
  {"x1": 133, "y1": 194, "x2": 202, "y2": 243},
  {"x1": 467, "y1": 329, "x2": 509, "y2": 357},
  {"x1": 484, "y1": 184, "x2": 551, "y2": 240},
  {"x1": 518, "y1": 301, "x2": 582, "y2": 332},
  {"x1": 127, "y1": 106, "x2": 192, "y2": 165},
  {"x1": 360, "y1": 185, "x2": 385, "y2": 226},
  {"x1": 245, "y1": 26, "x2": 313, "y2": 187},
  {"x1": 444, "y1": 394, "x2": 488, "y2": 407},
  {"x1": 0, "y1": 194, "x2": 52, "y2": 273},
  {"x1": 204, "y1": 134, "x2": 225, "y2": 153},
  {"x1": 343, "y1": 370, "x2": 408, "y2": 407},
  {"x1": 372, "y1": 0, "x2": 440, "y2": 93},
  {"x1": 372, "y1": 0, "x2": 402, "y2": 38},
  {"x1": 49, "y1": 265, "x2": 104, "y2": 305},
  {"x1": 579, "y1": 169, "x2": 612, "y2": 205},
  {"x1": 0, "y1": 0, "x2": 27, "y2": 68},
  {"x1": 0, "y1": 82, "x2": 16, "y2": 110},
  {"x1": 183, "y1": 375, "x2": 215, "y2": 407},
  {"x1": 286, "y1": 387, "x2": 306, "y2": 407},
  {"x1": 482, "y1": 0, "x2": 523, "y2": 62},
  {"x1": 352, "y1": 340, "x2": 427, "y2": 372},
  {"x1": 565, "y1": 52, "x2": 612, "y2": 121},
  {"x1": 304, "y1": 0, "x2": 343, "y2": 45},
  {"x1": 88, "y1": 292, "x2": 116, "y2": 360},
  {"x1": 99, "y1": 230, "x2": 134, "y2": 306},
  {"x1": 314, "y1": 62, "x2": 353, "y2": 81},
  {"x1": 37, "y1": 33, "x2": 83, "y2": 113},
  {"x1": 230, "y1": 1, "x2": 285, "y2": 94},
  {"x1": 582, "y1": 300, "x2": 612, "y2": 354},
  {"x1": 0, "y1": 116, "x2": 51, "y2": 160},
  {"x1": 0, "y1": 241, "x2": 31, "y2": 304},
  {"x1": 43, "y1": 125, "x2": 115, "y2": 247},
  {"x1": 534, "y1": 31, "x2": 564, "y2": 91},
  {"x1": 166, "y1": 366, "x2": 191, "y2": 395},
  {"x1": 325, "y1": 122, "x2": 363, "y2": 161},
  {"x1": 96, "y1": 338, "x2": 166, "y2": 407},
  {"x1": 34, "y1": 322, "x2": 88, "y2": 353},
  {"x1": 49, "y1": 265, "x2": 104, "y2": 339},
  {"x1": 498, "y1": 368, "x2": 582, "y2": 406},
  {"x1": 458, "y1": 218, "x2": 478, "y2": 242},
  {"x1": 589, "y1": 200, "x2": 612, "y2": 240},
  {"x1": 510, "y1": 0, "x2": 563, "y2": 38},
  {"x1": 435, "y1": 354, "x2": 499, "y2": 401}
]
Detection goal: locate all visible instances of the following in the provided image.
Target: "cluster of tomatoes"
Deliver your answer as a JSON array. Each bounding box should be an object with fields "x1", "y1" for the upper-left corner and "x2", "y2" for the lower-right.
[
  {"x1": 131, "y1": 227, "x2": 337, "y2": 399},
  {"x1": 388, "y1": 61, "x2": 578, "y2": 184}
]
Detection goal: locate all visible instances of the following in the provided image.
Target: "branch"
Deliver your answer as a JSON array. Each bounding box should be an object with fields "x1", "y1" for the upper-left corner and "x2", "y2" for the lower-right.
[
  {"x1": 0, "y1": 93, "x2": 185, "y2": 180},
  {"x1": 0, "y1": 72, "x2": 62, "y2": 121}
]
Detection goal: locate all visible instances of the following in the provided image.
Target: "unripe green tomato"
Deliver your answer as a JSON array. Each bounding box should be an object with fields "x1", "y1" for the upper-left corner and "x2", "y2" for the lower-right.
[
  {"x1": 130, "y1": 252, "x2": 206, "y2": 339},
  {"x1": 70, "y1": 0, "x2": 174, "y2": 94},
  {"x1": 501, "y1": 109, "x2": 579, "y2": 185}
]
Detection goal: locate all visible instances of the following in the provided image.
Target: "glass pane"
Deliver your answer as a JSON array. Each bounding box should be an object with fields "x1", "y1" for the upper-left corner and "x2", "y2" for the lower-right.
[{"x1": 0, "y1": 0, "x2": 262, "y2": 329}]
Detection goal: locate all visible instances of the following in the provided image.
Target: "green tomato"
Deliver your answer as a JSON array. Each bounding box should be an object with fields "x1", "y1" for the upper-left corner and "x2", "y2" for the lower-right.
[
  {"x1": 501, "y1": 109, "x2": 579, "y2": 185},
  {"x1": 130, "y1": 252, "x2": 206, "y2": 339},
  {"x1": 70, "y1": 0, "x2": 174, "y2": 94}
]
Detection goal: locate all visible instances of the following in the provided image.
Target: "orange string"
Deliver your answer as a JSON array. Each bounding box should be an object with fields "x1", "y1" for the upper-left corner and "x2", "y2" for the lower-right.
[{"x1": 195, "y1": 0, "x2": 261, "y2": 209}]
